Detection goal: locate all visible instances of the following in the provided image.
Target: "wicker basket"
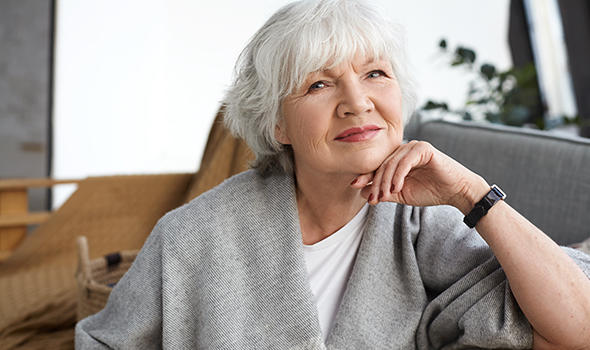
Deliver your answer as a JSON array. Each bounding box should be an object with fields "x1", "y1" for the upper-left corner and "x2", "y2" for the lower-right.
[{"x1": 76, "y1": 236, "x2": 139, "y2": 321}]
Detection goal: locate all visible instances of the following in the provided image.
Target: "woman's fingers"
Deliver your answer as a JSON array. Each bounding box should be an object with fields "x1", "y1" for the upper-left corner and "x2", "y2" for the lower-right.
[
  {"x1": 369, "y1": 160, "x2": 387, "y2": 204},
  {"x1": 371, "y1": 141, "x2": 433, "y2": 205},
  {"x1": 379, "y1": 141, "x2": 417, "y2": 195},
  {"x1": 360, "y1": 184, "x2": 372, "y2": 199},
  {"x1": 391, "y1": 142, "x2": 433, "y2": 193},
  {"x1": 370, "y1": 143, "x2": 412, "y2": 204},
  {"x1": 354, "y1": 140, "x2": 473, "y2": 208},
  {"x1": 350, "y1": 172, "x2": 374, "y2": 188},
  {"x1": 351, "y1": 141, "x2": 437, "y2": 205}
]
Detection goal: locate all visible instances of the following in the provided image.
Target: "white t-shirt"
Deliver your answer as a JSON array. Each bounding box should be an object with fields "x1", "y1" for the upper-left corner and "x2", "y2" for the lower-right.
[{"x1": 303, "y1": 204, "x2": 369, "y2": 342}]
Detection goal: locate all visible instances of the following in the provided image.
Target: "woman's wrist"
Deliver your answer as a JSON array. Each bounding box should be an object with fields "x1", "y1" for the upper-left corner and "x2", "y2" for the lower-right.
[{"x1": 452, "y1": 176, "x2": 490, "y2": 216}]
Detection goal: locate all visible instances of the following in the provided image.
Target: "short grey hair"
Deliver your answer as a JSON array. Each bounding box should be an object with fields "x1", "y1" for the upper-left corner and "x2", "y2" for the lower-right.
[{"x1": 223, "y1": 0, "x2": 417, "y2": 174}]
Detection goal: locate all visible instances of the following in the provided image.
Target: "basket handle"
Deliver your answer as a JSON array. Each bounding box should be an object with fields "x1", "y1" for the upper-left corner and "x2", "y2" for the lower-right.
[{"x1": 76, "y1": 236, "x2": 92, "y2": 281}]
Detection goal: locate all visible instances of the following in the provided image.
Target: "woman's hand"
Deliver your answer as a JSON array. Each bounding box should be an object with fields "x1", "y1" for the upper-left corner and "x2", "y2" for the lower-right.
[
  {"x1": 351, "y1": 141, "x2": 590, "y2": 348},
  {"x1": 350, "y1": 140, "x2": 488, "y2": 213}
]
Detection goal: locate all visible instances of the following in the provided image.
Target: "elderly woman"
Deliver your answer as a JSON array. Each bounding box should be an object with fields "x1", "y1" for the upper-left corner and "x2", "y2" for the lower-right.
[{"x1": 76, "y1": 0, "x2": 590, "y2": 349}]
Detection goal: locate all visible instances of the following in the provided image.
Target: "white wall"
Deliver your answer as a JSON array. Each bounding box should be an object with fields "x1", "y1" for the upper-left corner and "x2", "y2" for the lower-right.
[{"x1": 53, "y1": 0, "x2": 510, "y2": 208}]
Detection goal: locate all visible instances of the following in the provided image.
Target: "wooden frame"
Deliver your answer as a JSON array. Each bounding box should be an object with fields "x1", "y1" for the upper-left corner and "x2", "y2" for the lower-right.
[{"x1": 0, "y1": 178, "x2": 80, "y2": 260}]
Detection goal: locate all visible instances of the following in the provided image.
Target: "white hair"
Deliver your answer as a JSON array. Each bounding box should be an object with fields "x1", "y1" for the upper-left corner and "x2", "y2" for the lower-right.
[{"x1": 223, "y1": 0, "x2": 417, "y2": 173}]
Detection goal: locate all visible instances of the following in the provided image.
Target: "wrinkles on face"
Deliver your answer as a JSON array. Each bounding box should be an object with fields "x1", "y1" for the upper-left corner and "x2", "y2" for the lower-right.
[
  {"x1": 279, "y1": 56, "x2": 404, "y2": 176},
  {"x1": 283, "y1": 98, "x2": 330, "y2": 157}
]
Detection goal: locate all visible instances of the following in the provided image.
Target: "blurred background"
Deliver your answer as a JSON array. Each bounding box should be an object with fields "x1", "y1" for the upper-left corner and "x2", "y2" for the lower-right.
[{"x1": 1, "y1": 0, "x2": 588, "y2": 212}]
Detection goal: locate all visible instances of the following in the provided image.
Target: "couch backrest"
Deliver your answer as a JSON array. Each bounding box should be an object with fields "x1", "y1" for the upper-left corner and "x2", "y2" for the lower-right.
[{"x1": 408, "y1": 119, "x2": 590, "y2": 245}]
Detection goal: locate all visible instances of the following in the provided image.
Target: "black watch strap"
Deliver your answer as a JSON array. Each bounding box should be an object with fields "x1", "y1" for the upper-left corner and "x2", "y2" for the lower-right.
[{"x1": 463, "y1": 184, "x2": 506, "y2": 228}]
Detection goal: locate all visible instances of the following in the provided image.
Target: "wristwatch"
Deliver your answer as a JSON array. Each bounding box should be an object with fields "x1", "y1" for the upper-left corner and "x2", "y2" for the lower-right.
[{"x1": 463, "y1": 184, "x2": 506, "y2": 228}]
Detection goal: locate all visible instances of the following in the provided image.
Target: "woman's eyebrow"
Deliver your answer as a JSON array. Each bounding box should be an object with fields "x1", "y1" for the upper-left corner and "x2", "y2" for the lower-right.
[
  {"x1": 316, "y1": 67, "x2": 337, "y2": 76},
  {"x1": 311, "y1": 58, "x2": 387, "y2": 78}
]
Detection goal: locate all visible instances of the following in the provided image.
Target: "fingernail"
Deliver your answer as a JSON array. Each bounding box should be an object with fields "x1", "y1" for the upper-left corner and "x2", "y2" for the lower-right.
[
  {"x1": 378, "y1": 191, "x2": 383, "y2": 200},
  {"x1": 390, "y1": 185, "x2": 395, "y2": 193},
  {"x1": 350, "y1": 178, "x2": 358, "y2": 185},
  {"x1": 368, "y1": 194, "x2": 374, "y2": 202}
]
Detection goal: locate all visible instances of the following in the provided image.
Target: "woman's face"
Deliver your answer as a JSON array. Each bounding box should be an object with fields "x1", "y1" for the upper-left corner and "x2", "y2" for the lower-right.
[{"x1": 277, "y1": 56, "x2": 404, "y2": 177}]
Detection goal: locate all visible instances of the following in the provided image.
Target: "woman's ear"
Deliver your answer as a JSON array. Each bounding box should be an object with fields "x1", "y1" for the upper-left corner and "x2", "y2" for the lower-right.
[{"x1": 274, "y1": 121, "x2": 291, "y2": 144}]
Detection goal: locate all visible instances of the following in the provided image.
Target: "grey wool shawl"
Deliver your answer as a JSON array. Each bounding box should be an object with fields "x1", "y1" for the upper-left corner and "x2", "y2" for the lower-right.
[{"x1": 75, "y1": 169, "x2": 590, "y2": 349}]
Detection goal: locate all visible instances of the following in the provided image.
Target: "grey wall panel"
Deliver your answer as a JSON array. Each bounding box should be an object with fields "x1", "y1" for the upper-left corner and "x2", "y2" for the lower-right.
[{"x1": 0, "y1": 0, "x2": 52, "y2": 211}]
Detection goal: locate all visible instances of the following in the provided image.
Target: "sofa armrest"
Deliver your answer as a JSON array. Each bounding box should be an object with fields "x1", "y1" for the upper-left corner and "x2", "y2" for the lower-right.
[{"x1": 413, "y1": 119, "x2": 590, "y2": 245}]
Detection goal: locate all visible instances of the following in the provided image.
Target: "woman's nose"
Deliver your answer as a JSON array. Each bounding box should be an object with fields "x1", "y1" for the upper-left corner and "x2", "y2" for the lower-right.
[{"x1": 336, "y1": 81, "x2": 374, "y2": 118}]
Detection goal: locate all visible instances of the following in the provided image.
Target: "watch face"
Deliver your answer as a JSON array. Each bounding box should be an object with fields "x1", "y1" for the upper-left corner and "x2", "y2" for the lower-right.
[{"x1": 490, "y1": 184, "x2": 507, "y2": 200}]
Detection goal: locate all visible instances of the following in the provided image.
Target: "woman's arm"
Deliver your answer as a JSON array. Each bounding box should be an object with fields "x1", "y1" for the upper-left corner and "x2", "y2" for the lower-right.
[
  {"x1": 458, "y1": 178, "x2": 590, "y2": 349},
  {"x1": 352, "y1": 140, "x2": 590, "y2": 349}
]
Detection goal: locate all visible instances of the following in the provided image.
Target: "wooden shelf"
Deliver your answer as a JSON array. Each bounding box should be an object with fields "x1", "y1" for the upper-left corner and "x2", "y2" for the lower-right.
[
  {"x1": 0, "y1": 178, "x2": 80, "y2": 190},
  {"x1": 0, "y1": 212, "x2": 51, "y2": 227}
]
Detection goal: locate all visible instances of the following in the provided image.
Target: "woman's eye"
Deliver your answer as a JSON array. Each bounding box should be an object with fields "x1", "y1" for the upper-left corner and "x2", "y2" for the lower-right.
[
  {"x1": 308, "y1": 81, "x2": 326, "y2": 91},
  {"x1": 368, "y1": 70, "x2": 386, "y2": 78}
]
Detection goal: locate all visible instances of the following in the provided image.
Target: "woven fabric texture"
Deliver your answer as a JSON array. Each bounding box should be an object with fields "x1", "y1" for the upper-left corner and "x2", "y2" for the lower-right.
[
  {"x1": 75, "y1": 236, "x2": 139, "y2": 322},
  {"x1": 0, "y1": 107, "x2": 251, "y2": 349},
  {"x1": 74, "y1": 170, "x2": 590, "y2": 348},
  {"x1": 183, "y1": 107, "x2": 254, "y2": 203},
  {"x1": 0, "y1": 174, "x2": 192, "y2": 349}
]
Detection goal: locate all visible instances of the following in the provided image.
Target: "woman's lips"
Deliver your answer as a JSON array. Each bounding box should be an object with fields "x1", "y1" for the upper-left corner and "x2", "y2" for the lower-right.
[{"x1": 334, "y1": 125, "x2": 382, "y2": 142}]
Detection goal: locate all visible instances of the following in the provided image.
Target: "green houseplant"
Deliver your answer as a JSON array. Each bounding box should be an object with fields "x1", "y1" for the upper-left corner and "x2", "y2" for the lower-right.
[{"x1": 421, "y1": 39, "x2": 580, "y2": 130}]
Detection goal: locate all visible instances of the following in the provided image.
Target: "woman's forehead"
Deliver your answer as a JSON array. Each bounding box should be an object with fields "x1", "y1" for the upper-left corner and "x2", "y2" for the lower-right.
[{"x1": 307, "y1": 56, "x2": 391, "y2": 77}]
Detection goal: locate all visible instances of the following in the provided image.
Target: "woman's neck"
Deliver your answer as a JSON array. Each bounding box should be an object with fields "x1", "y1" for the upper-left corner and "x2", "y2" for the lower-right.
[{"x1": 294, "y1": 167, "x2": 367, "y2": 245}]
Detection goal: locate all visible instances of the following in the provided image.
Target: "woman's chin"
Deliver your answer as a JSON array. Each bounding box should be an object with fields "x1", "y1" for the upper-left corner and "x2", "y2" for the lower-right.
[
  {"x1": 345, "y1": 140, "x2": 399, "y2": 174},
  {"x1": 348, "y1": 157, "x2": 386, "y2": 175}
]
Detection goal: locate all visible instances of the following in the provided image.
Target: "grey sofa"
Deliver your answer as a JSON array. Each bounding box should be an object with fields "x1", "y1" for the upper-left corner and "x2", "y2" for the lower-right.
[{"x1": 406, "y1": 119, "x2": 590, "y2": 246}]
